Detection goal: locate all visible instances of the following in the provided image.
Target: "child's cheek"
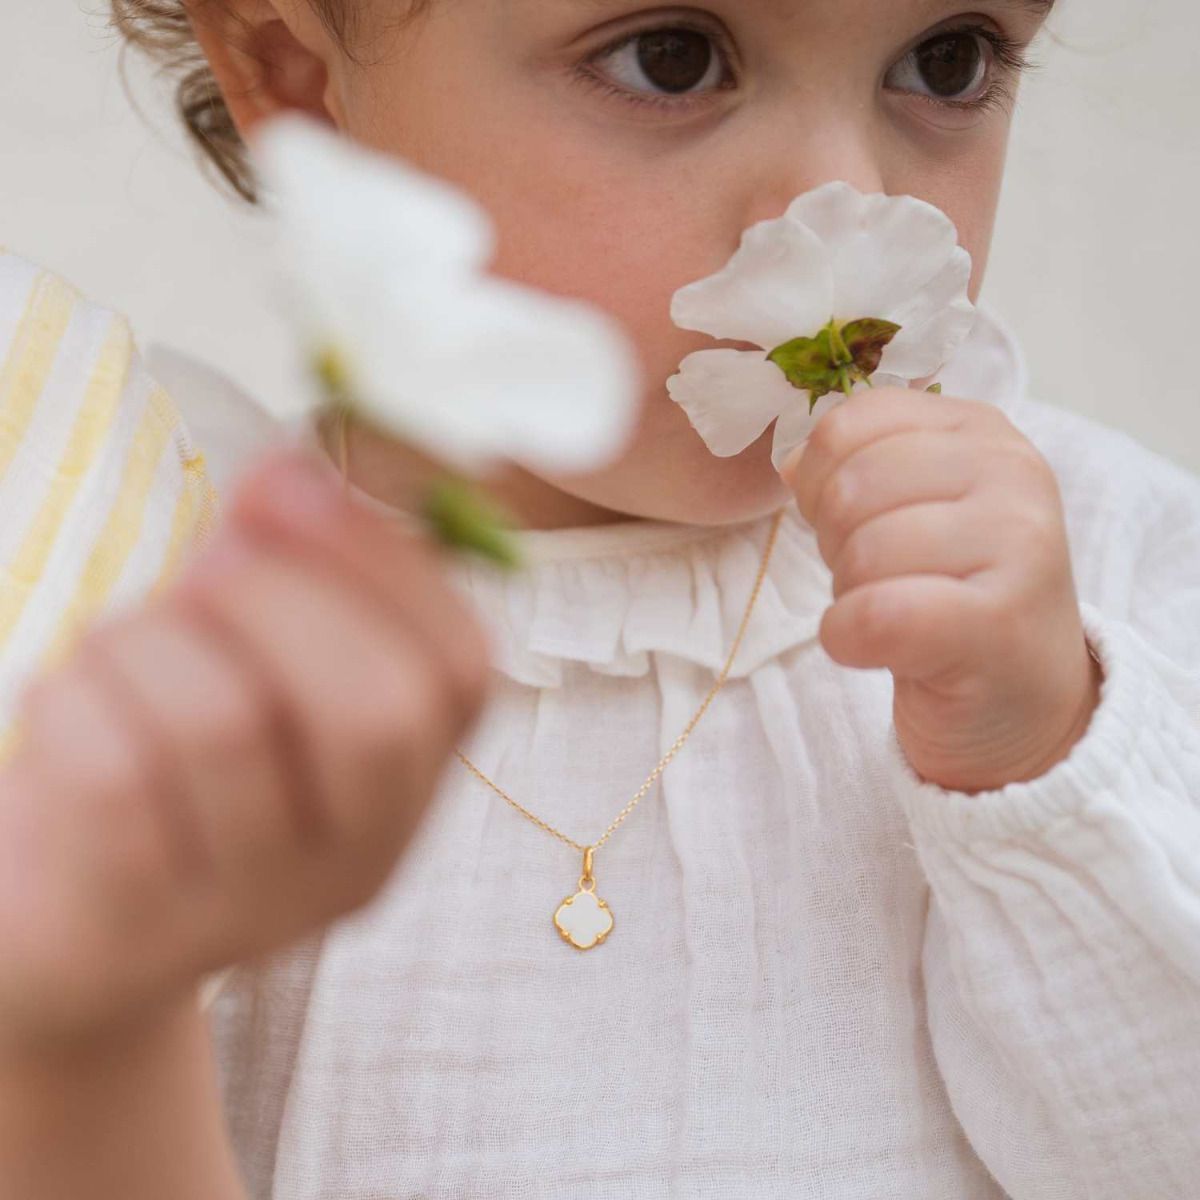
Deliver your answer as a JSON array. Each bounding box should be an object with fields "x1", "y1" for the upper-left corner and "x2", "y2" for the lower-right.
[
  {"x1": 488, "y1": 198, "x2": 705, "y2": 354},
  {"x1": 482, "y1": 193, "x2": 790, "y2": 523},
  {"x1": 910, "y1": 150, "x2": 1006, "y2": 303}
]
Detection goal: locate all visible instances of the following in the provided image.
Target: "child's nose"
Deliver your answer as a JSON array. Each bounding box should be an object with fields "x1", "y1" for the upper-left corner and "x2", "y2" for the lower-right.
[{"x1": 738, "y1": 111, "x2": 886, "y2": 228}]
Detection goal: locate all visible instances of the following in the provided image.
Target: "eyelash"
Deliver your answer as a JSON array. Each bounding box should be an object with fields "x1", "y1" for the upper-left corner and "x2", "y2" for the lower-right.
[
  {"x1": 573, "y1": 19, "x2": 734, "y2": 113},
  {"x1": 906, "y1": 23, "x2": 1033, "y2": 116},
  {"x1": 574, "y1": 19, "x2": 1033, "y2": 117}
]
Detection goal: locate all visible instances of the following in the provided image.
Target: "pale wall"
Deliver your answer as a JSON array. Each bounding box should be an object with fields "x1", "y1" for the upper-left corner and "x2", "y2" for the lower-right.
[{"x1": 2, "y1": 0, "x2": 1197, "y2": 473}]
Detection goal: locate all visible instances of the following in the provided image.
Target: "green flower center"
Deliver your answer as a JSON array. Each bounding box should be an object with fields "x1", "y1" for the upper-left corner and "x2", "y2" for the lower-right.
[{"x1": 766, "y1": 317, "x2": 901, "y2": 413}]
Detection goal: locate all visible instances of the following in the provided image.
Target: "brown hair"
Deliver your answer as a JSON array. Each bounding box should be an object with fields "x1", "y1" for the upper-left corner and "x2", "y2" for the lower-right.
[{"x1": 108, "y1": 1, "x2": 366, "y2": 205}]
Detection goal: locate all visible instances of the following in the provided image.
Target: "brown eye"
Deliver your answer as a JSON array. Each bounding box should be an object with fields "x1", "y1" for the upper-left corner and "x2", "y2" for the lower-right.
[
  {"x1": 591, "y1": 26, "x2": 726, "y2": 99},
  {"x1": 885, "y1": 30, "x2": 992, "y2": 104},
  {"x1": 636, "y1": 30, "x2": 715, "y2": 93},
  {"x1": 915, "y1": 33, "x2": 986, "y2": 97}
]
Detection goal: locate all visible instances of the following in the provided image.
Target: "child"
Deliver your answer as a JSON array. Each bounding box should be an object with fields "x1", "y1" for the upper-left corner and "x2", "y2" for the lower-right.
[{"x1": 4, "y1": 0, "x2": 1200, "y2": 1197}]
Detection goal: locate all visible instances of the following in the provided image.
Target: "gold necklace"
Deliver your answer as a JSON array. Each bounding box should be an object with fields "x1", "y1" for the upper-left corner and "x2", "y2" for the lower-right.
[{"x1": 334, "y1": 403, "x2": 786, "y2": 950}]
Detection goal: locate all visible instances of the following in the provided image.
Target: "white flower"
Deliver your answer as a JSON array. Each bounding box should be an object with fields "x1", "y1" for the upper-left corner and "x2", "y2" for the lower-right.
[
  {"x1": 248, "y1": 114, "x2": 640, "y2": 476},
  {"x1": 666, "y1": 181, "x2": 976, "y2": 470}
]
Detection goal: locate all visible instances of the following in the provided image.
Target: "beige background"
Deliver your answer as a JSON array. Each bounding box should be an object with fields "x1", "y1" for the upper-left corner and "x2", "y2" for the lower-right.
[{"x1": 2, "y1": 1, "x2": 1197, "y2": 473}]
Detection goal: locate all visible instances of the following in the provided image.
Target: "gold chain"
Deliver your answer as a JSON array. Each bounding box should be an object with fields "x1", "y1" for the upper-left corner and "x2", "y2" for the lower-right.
[
  {"x1": 455, "y1": 507, "x2": 785, "y2": 856},
  {"x1": 334, "y1": 403, "x2": 786, "y2": 862}
]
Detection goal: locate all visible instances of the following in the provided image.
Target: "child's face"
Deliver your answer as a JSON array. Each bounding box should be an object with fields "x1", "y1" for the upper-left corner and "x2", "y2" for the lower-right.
[{"x1": 293, "y1": 0, "x2": 1050, "y2": 524}]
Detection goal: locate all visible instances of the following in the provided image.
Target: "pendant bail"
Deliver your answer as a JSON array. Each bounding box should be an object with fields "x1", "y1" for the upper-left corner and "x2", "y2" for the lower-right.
[{"x1": 579, "y1": 846, "x2": 596, "y2": 893}]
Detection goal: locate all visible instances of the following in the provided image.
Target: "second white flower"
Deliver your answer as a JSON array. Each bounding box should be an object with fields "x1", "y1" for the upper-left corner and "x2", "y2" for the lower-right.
[{"x1": 666, "y1": 182, "x2": 977, "y2": 470}]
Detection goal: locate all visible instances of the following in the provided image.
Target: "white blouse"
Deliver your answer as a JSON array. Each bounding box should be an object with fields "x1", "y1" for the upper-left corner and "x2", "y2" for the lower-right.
[{"x1": 172, "y1": 307, "x2": 1200, "y2": 1199}]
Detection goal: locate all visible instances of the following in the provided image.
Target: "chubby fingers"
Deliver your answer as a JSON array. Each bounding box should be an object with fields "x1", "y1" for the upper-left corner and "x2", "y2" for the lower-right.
[
  {"x1": 184, "y1": 535, "x2": 459, "y2": 832},
  {"x1": 777, "y1": 389, "x2": 1075, "y2": 684},
  {"x1": 0, "y1": 451, "x2": 497, "y2": 1037},
  {"x1": 819, "y1": 574, "x2": 996, "y2": 679},
  {"x1": 84, "y1": 453, "x2": 490, "y2": 962},
  {"x1": 780, "y1": 387, "x2": 1009, "y2": 530},
  {"x1": 175, "y1": 453, "x2": 491, "y2": 850},
  {"x1": 224, "y1": 449, "x2": 493, "y2": 724},
  {"x1": 828, "y1": 496, "x2": 995, "y2": 601},
  {"x1": 76, "y1": 602, "x2": 307, "y2": 896},
  {"x1": 5, "y1": 649, "x2": 218, "y2": 1031}
]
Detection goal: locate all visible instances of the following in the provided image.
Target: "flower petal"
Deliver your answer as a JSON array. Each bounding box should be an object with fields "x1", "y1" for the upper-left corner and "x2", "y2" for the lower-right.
[
  {"x1": 787, "y1": 183, "x2": 965, "y2": 326},
  {"x1": 877, "y1": 249, "x2": 976, "y2": 378},
  {"x1": 770, "y1": 390, "x2": 842, "y2": 472},
  {"x1": 785, "y1": 181, "x2": 874, "y2": 243},
  {"x1": 350, "y1": 277, "x2": 641, "y2": 475},
  {"x1": 457, "y1": 278, "x2": 643, "y2": 473},
  {"x1": 671, "y1": 218, "x2": 834, "y2": 350},
  {"x1": 881, "y1": 243, "x2": 973, "y2": 330},
  {"x1": 348, "y1": 293, "x2": 501, "y2": 472},
  {"x1": 667, "y1": 349, "x2": 798, "y2": 458},
  {"x1": 250, "y1": 113, "x2": 496, "y2": 285}
]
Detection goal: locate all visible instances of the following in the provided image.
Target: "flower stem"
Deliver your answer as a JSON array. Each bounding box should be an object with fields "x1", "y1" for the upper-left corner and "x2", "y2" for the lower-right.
[
  {"x1": 311, "y1": 350, "x2": 520, "y2": 570},
  {"x1": 828, "y1": 321, "x2": 853, "y2": 366},
  {"x1": 333, "y1": 398, "x2": 352, "y2": 495},
  {"x1": 423, "y1": 477, "x2": 522, "y2": 570}
]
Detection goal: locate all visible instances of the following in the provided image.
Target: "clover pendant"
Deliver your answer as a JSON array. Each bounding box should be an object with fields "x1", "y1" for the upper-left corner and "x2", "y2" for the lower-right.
[
  {"x1": 554, "y1": 847, "x2": 614, "y2": 950},
  {"x1": 554, "y1": 888, "x2": 614, "y2": 951}
]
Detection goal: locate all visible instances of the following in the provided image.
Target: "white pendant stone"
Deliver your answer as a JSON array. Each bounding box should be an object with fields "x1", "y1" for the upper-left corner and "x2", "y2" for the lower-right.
[{"x1": 554, "y1": 889, "x2": 614, "y2": 951}]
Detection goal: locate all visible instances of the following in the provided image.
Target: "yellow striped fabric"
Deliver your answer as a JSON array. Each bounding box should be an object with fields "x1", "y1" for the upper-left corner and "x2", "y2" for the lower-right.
[{"x1": 0, "y1": 250, "x2": 218, "y2": 760}]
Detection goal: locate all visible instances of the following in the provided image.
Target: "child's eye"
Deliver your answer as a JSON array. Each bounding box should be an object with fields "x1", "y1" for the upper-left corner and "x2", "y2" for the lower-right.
[
  {"x1": 581, "y1": 26, "x2": 733, "y2": 105},
  {"x1": 884, "y1": 25, "x2": 1030, "y2": 111}
]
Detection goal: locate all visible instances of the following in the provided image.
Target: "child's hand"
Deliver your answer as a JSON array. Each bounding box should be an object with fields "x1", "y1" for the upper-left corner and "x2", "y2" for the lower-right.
[
  {"x1": 780, "y1": 388, "x2": 1103, "y2": 794},
  {"x1": 0, "y1": 451, "x2": 491, "y2": 1052}
]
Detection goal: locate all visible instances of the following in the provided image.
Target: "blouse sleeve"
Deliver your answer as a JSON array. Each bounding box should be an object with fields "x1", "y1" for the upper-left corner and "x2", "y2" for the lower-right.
[
  {"x1": 883, "y1": 453, "x2": 1200, "y2": 1199},
  {"x1": 0, "y1": 251, "x2": 218, "y2": 759}
]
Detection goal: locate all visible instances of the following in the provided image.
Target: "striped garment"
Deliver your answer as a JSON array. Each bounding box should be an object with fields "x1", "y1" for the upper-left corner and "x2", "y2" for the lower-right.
[{"x1": 0, "y1": 249, "x2": 218, "y2": 758}]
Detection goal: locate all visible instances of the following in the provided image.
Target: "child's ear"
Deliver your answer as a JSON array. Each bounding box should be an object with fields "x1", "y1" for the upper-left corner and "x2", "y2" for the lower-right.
[{"x1": 185, "y1": 0, "x2": 344, "y2": 138}]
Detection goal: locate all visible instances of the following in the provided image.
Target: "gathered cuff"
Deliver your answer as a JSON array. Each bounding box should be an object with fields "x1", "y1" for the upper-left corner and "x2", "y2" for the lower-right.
[{"x1": 886, "y1": 602, "x2": 1175, "y2": 843}]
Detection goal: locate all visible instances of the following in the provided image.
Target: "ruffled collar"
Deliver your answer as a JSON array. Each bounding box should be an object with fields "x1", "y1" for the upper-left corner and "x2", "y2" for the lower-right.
[
  {"x1": 151, "y1": 304, "x2": 1025, "y2": 688},
  {"x1": 446, "y1": 504, "x2": 826, "y2": 686}
]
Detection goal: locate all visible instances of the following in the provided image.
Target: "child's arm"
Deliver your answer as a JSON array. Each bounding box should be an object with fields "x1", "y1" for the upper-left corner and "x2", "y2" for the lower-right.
[
  {"x1": 0, "y1": 449, "x2": 491, "y2": 1195},
  {"x1": 783, "y1": 388, "x2": 1200, "y2": 1196},
  {"x1": 886, "y1": 463, "x2": 1200, "y2": 1193},
  {"x1": 0, "y1": 999, "x2": 246, "y2": 1199}
]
